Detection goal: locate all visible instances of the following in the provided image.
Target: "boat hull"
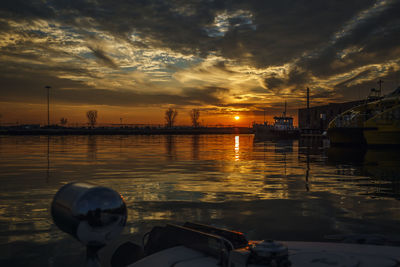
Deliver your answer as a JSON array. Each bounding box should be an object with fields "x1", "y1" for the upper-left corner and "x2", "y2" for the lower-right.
[
  {"x1": 327, "y1": 91, "x2": 400, "y2": 146},
  {"x1": 130, "y1": 242, "x2": 400, "y2": 267},
  {"x1": 254, "y1": 129, "x2": 299, "y2": 140},
  {"x1": 327, "y1": 127, "x2": 366, "y2": 145},
  {"x1": 364, "y1": 128, "x2": 400, "y2": 145}
]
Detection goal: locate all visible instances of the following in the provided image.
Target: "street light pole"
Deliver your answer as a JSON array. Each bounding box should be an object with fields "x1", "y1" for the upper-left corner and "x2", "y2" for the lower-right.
[
  {"x1": 263, "y1": 108, "x2": 266, "y2": 123},
  {"x1": 45, "y1": 86, "x2": 51, "y2": 126}
]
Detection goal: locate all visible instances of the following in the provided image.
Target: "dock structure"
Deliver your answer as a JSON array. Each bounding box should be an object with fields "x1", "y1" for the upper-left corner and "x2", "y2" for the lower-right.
[
  {"x1": 298, "y1": 87, "x2": 365, "y2": 142},
  {"x1": 298, "y1": 100, "x2": 362, "y2": 147},
  {"x1": 298, "y1": 86, "x2": 364, "y2": 136},
  {"x1": 299, "y1": 101, "x2": 365, "y2": 132}
]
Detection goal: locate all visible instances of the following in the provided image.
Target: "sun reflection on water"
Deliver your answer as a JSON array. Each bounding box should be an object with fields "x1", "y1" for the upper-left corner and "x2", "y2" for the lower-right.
[{"x1": 234, "y1": 135, "x2": 239, "y2": 161}]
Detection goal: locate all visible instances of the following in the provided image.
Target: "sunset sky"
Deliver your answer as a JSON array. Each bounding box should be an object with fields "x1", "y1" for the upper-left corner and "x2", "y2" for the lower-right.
[{"x1": 0, "y1": 0, "x2": 399, "y2": 126}]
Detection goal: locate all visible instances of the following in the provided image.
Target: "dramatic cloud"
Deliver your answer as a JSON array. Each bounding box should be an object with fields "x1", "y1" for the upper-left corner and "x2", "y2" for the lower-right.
[
  {"x1": 0, "y1": 0, "x2": 399, "y2": 124},
  {"x1": 264, "y1": 66, "x2": 312, "y2": 96},
  {"x1": 87, "y1": 44, "x2": 119, "y2": 69}
]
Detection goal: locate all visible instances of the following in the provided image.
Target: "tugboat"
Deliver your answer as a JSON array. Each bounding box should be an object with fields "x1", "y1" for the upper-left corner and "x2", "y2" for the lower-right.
[
  {"x1": 327, "y1": 86, "x2": 400, "y2": 146},
  {"x1": 253, "y1": 102, "x2": 299, "y2": 139}
]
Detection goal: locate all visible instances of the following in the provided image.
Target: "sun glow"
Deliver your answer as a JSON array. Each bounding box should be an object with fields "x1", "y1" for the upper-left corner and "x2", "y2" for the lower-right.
[{"x1": 234, "y1": 116, "x2": 240, "y2": 120}]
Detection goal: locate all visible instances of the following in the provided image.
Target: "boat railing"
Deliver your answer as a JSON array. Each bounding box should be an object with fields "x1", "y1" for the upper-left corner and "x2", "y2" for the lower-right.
[
  {"x1": 365, "y1": 104, "x2": 400, "y2": 126},
  {"x1": 330, "y1": 110, "x2": 366, "y2": 128}
]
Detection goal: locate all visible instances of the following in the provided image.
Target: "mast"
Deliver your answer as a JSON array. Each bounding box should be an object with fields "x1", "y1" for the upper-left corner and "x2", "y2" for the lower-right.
[
  {"x1": 306, "y1": 87, "x2": 310, "y2": 128},
  {"x1": 377, "y1": 79, "x2": 383, "y2": 96},
  {"x1": 45, "y1": 86, "x2": 51, "y2": 126},
  {"x1": 284, "y1": 101, "x2": 287, "y2": 117}
]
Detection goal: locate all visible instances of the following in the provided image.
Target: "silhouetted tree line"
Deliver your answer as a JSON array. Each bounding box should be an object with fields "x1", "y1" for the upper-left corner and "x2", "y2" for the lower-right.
[{"x1": 87, "y1": 110, "x2": 97, "y2": 128}]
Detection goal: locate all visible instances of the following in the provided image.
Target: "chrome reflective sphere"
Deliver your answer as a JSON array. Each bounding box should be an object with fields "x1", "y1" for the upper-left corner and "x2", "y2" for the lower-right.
[{"x1": 51, "y1": 182, "x2": 127, "y2": 247}]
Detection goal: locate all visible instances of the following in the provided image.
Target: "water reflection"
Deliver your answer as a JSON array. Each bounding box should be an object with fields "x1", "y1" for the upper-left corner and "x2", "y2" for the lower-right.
[
  {"x1": 191, "y1": 135, "x2": 199, "y2": 160},
  {"x1": 165, "y1": 135, "x2": 176, "y2": 160},
  {"x1": 234, "y1": 135, "x2": 239, "y2": 161},
  {"x1": 327, "y1": 146, "x2": 366, "y2": 167},
  {"x1": 46, "y1": 135, "x2": 50, "y2": 183},
  {"x1": 0, "y1": 135, "x2": 399, "y2": 266},
  {"x1": 274, "y1": 140, "x2": 293, "y2": 154},
  {"x1": 87, "y1": 135, "x2": 97, "y2": 160},
  {"x1": 326, "y1": 146, "x2": 400, "y2": 199},
  {"x1": 305, "y1": 146, "x2": 310, "y2": 192}
]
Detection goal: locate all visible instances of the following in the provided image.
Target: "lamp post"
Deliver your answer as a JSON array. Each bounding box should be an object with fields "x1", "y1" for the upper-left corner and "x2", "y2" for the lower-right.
[
  {"x1": 306, "y1": 87, "x2": 310, "y2": 129},
  {"x1": 45, "y1": 86, "x2": 51, "y2": 126},
  {"x1": 263, "y1": 108, "x2": 266, "y2": 123}
]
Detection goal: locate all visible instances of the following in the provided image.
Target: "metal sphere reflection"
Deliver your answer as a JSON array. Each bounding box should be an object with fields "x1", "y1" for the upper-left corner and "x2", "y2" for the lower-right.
[{"x1": 51, "y1": 182, "x2": 127, "y2": 247}]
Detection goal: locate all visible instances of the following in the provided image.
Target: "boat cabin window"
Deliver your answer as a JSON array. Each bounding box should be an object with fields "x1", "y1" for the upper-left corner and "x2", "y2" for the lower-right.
[{"x1": 273, "y1": 117, "x2": 293, "y2": 126}]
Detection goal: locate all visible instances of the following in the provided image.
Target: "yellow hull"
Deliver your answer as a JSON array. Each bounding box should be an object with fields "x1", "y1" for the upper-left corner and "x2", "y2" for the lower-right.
[
  {"x1": 327, "y1": 91, "x2": 400, "y2": 146},
  {"x1": 363, "y1": 104, "x2": 400, "y2": 145},
  {"x1": 327, "y1": 127, "x2": 366, "y2": 145},
  {"x1": 364, "y1": 128, "x2": 400, "y2": 145}
]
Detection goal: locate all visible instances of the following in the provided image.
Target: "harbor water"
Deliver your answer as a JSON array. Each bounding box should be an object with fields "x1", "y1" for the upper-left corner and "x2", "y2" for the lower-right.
[{"x1": 0, "y1": 134, "x2": 399, "y2": 266}]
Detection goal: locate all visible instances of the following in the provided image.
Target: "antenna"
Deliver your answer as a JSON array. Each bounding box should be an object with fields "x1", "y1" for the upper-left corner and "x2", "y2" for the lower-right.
[
  {"x1": 284, "y1": 101, "x2": 287, "y2": 117},
  {"x1": 45, "y1": 86, "x2": 51, "y2": 126},
  {"x1": 377, "y1": 79, "x2": 383, "y2": 96},
  {"x1": 306, "y1": 87, "x2": 310, "y2": 128}
]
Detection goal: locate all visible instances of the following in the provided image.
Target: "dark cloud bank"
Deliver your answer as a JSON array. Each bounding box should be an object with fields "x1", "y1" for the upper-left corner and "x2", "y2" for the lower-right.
[
  {"x1": 0, "y1": 63, "x2": 229, "y2": 106},
  {"x1": 1, "y1": 0, "x2": 400, "y2": 108}
]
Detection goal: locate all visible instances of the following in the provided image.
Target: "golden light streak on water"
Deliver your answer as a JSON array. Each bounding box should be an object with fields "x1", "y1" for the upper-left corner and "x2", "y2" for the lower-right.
[{"x1": 235, "y1": 135, "x2": 239, "y2": 161}]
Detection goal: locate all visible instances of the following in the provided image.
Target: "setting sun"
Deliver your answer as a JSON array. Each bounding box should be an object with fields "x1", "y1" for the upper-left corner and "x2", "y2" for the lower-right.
[{"x1": 234, "y1": 116, "x2": 240, "y2": 120}]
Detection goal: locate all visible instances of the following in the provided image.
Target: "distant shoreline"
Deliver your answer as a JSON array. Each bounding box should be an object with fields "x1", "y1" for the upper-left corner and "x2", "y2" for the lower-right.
[{"x1": 0, "y1": 127, "x2": 252, "y2": 135}]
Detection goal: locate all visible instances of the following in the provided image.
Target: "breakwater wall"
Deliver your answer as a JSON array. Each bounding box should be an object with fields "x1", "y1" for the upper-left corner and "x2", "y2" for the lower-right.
[{"x1": 0, "y1": 127, "x2": 252, "y2": 135}]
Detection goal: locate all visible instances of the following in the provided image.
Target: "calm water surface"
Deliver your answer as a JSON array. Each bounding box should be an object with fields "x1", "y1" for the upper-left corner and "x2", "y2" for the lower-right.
[{"x1": 0, "y1": 134, "x2": 399, "y2": 266}]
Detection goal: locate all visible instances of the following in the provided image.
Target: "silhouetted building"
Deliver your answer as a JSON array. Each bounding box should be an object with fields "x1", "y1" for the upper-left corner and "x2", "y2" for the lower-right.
[{"x1": 298, "y1": 100, "x2": 364, "y2": 131}]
